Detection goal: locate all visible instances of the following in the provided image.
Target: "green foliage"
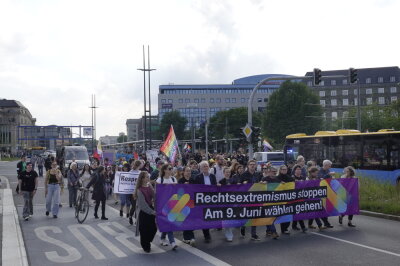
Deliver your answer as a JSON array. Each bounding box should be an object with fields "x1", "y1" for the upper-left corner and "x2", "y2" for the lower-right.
[
  {"x1": 117, "y1": 134, "x2": 127, "y2": 143},
  {"x1": 263, "y1": 81, "x2": 323, "y2": 144},
  {"x1": 159, "y1": 110, "x2": 188, "y2": 140},
  {"x1": 207, "y1": 107, "x2": 262, "y2": 139},
  {"x1": 341, "y1": 100, "x2": 400, "y2": 131},
  {"x1": 359, "y1": 177, "x2": 400, "y2": 215}
]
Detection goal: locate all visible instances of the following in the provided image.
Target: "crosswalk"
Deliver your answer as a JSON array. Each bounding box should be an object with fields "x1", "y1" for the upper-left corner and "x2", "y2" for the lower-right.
[{"x1": 18, "y1": 204, "x2": 230, "y2": 266}]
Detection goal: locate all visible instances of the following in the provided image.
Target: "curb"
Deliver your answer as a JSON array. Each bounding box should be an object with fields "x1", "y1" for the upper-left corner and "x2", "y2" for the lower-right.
[
  {"x1": 360, "y1": 210, "x2": 400, "y2": 222},
  {"x1": 1, "y1": 176, "x2": 29, "y2": 266}
]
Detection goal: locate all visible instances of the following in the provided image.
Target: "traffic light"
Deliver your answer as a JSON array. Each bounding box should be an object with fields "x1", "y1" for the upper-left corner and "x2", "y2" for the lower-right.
[
  {"x1": 313, "y1": 68, "x2": 322, "y2": 86},
  {"x1": 239, "y1": 127, "x2": 248, "y2": 143},
  {"x1": 251, "y1": 126, "x2": 261, "y2": 143},
  {"x1": 349, "y1": 68, "x2": 358, "y2": 84}
]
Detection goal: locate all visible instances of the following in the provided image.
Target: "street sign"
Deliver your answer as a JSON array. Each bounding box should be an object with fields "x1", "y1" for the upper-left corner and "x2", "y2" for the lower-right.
[{"x1": 242, "y1": 124, "x2": 252, "y2": 138}]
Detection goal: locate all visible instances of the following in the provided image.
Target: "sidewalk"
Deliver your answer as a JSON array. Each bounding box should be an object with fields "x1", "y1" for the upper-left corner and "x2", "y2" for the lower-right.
[{"x1": 0, "y1": 175, "x2": 29, "y2": 266}]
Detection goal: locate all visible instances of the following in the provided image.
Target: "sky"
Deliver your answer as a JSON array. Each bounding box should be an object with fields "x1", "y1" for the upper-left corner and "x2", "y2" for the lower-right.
[{"x1": 1, "y1": 0, "x2": 399, "y2": 138}]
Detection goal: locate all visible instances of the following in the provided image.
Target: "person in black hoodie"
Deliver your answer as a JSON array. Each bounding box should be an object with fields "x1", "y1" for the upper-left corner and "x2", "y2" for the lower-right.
[
  {"x1": 239, "y1": 160, "x2": 261, "y2": 241},
  {"x1": 86, "y1": 166, "x2": 108, "y2": 220},
  {"x1": 291, "y1": 164, "x2": 307, "y2": 233},
  {"x1": 276, "y1": 165, "x2": 294, "y2": 234}
]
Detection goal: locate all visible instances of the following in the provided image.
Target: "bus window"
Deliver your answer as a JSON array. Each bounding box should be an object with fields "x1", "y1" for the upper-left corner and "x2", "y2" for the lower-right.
[{"x1": 363, "y1": 137, "x2": 388, "y2": 170}]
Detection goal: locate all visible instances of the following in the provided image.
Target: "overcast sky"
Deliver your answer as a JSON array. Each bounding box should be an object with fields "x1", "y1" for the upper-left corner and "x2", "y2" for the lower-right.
[{"x1": 1, "y1": 0, "x2": 399, "y2": 138}]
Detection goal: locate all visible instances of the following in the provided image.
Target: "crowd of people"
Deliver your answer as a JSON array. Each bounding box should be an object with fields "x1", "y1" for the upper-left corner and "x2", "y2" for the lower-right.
[{"x1": 15, "y1": 151, "x2": 357, "y2": 253}]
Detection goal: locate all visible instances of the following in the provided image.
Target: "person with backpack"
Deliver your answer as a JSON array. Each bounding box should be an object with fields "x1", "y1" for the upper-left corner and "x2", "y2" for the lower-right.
[
  {"x1": 16, "y1": 155, "x2": 27, "y2": 193},
  {"x1": 156, "y1": 164, "x2": 178, "y2": 250}
]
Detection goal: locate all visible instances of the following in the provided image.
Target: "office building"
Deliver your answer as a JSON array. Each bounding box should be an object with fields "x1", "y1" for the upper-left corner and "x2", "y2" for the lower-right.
[
  {"x1": 304, "y1": 66, "x2": 400, "y2": 121},
  {"x1": 158, "y1": 74, "x2": 293, "y2": 127}
]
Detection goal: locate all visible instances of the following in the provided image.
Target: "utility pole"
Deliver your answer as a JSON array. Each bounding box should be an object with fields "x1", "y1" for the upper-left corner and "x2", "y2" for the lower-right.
[
  {"x1": 138, "y1": 45, "x2": 156, "y2": 151},
  {"x1": 89, "y1": 94, "x2": 98, "y2": 154}
]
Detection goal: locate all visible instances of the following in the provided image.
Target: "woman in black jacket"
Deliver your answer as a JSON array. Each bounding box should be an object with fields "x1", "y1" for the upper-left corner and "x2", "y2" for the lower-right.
[
  {"x1": 276, "y1": 165, "x2": 294, "y2": 234},
  {"x1": 86, "y1": 166, "x2": 108, "y2": 220},
  {"x1": 291, "y1": 164, "x2": 307, "y2": 233}
]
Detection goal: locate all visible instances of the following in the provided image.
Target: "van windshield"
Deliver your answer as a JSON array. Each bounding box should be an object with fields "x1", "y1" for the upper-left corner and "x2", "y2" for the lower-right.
[
  {"x1": 265, "y1": 153, "x2": 284, "y2": 161},
  {"x1": 65, "y1": 149, "x2": 89, "y2": 161}
]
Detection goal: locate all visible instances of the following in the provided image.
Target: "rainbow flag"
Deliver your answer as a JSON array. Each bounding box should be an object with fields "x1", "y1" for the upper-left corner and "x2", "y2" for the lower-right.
[
  {"x1": 263, "y1": 139, "x2": 273, "y2": 151},
  {"x1": 160, "y1": 125, "x2": 180, "y2": 163}
]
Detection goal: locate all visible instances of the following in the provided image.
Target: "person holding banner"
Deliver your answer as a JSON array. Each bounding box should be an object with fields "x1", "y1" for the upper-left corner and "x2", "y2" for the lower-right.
[
  {"x1": 128, "y1": 160, "x2": 143, "y2": 225},
  {"x1": 291, "y1": 164, "x2": 308, "y2": 233},
  {"x1": 134, "y1": 171, "x2": 157, "y2": 253},
  {"x1": 191, "y1": 161, "x2": 217, "y2": 243},
  {"x1": 179, "y1": 166, "x2": 196, "y2": 246},
  {"x1": 119, "y1": 163, "x2": 132, "y2": 219},
  {"x1": 260, "y1": 166, "x2": 280, "y2": 239},
  {"x1": 276, "y1": 165, "x2": 294, "y2": 234},
  {"x1": 307, "y1": 166, "x2": 326, "y2": 230},
  {"x1": 339, "y1": 166, "x2": 356, "y2": 227},
  {"x1": 239, "y1": 160, "x2": 261, "y2": 241},
  {"x1": 156, "y1": 164, "x2": 178, "y2": 250},
  {"x1": 219, "y1": 167, "x2": 235, "y2": 242}
]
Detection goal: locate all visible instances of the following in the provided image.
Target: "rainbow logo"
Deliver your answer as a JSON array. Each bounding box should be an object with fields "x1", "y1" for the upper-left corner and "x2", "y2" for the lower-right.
[
  {"x1": 320, "y1": 179, "x2": 347, "y2": 215},
  {"x1": 162, "y1": 188, "x2": 194, "y2": 225}
]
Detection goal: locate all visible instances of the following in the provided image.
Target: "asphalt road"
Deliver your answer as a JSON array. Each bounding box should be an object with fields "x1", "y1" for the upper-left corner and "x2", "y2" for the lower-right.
[{"x1": 1, "y1": 160, "x2": 400, "y2": 266}]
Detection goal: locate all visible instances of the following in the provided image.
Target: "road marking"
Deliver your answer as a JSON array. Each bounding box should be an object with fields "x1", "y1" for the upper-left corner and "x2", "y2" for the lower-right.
[
  {"x1": 98, "y1": 221, "x2": 165, "y2": 254},
  {"x1": 35, "y1": 226, "x2": 82, "y2": 263},
  {"x1": 107, "y1": 206, "x2": 232, "y2": 266},
  {"x1": 68, "y1": 224, "x2": 127, "y2": 259},
  {"x1": 311, "y1": 232, "x2": 400, "y2": 257}
]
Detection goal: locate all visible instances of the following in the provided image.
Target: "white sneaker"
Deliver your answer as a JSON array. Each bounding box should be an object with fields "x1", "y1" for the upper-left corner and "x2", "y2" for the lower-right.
[
  {"x1": 171, "y1": 242, "x2": 178, "y2": 250},
  {"x1": 160, "y1": 239, "x2": 168, "y2": 246},
  {"x1": 189, "y1": 239, "x2": 196, "y2": 247}
]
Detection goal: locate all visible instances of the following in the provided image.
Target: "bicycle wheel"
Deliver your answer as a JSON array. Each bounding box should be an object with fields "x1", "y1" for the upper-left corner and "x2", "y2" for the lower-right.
[
  {"x1": 75, "y1": 195, "x2": 82, "y2": 218},
  {"x1": 76, "y1": 199, "x2": 89, "y2": 224}
]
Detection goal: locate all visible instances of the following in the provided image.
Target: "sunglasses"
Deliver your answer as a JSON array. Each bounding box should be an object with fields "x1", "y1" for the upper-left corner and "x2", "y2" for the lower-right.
[
  {"x1": 262, "y1": 168, "x2": 269, "y2": 170},
  {"x1": 168, "y1": 167, "x2": 173, "y2": 170}
]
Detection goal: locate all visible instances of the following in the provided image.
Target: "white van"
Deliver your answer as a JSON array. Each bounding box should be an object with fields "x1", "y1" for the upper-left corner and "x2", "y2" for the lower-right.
[{"x1": 253, "y1": 152, "x2": 285, "y2": 171}]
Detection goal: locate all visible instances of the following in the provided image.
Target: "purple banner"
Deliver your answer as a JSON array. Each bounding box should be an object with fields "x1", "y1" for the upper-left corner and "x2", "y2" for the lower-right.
[{"x1": 156, "y1": 178, "x2": 359, "y2": 232}]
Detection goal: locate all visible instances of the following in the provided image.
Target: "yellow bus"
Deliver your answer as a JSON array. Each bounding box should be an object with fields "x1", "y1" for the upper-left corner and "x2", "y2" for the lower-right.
[{"x1": 284, "y1": 129, "x2": 400, "y2": 185}]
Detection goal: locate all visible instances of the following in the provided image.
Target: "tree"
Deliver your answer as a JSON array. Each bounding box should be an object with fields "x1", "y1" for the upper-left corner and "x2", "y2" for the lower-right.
[
  {"x1": 117, "y1": 133, "x2": 127, "y2": 143},
  {"x1": 342, "y1": 100, "x2": 400, "y2": 131},
  {"x1": 263, "y1": 81, "x2": 323, "y2": 144},
  {"x1": 159, "y1": 110, "x2": 188, "y2": 140},
  {"x1": 207, "y1": 107, "x2": 262, "y2": 139}
]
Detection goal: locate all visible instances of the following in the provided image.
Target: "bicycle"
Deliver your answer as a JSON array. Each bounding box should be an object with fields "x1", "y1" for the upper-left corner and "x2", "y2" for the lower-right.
[{"x1": 75, "y1": 187, "x2": 90, "y2": 223}]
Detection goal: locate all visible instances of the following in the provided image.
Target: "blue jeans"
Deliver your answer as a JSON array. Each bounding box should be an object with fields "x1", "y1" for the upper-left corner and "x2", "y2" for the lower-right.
[
  {"x1": 22, "y1": 191, "x2": 34, "y2": 218},
  {"x1": 46, "y1": 184, "x2": 60, "y2": 215},
  {"x1": 225, "y1": 227, "x2": 233, "y2": 240},
  {"x1": 38, "y1": 165, "x2": 43, "y2": 176},
  {"x1": 161, "y1": 232, "x2": 175, "y2": 244}
]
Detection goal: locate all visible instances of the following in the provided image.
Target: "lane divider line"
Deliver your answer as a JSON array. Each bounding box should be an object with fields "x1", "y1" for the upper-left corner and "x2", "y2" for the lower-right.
[
  {"x1": 107, "y1": 205, "x2": 232, "y2": 266},
  {"x1": 311, "y1": 232, "x2": 400, "y2": 257}
]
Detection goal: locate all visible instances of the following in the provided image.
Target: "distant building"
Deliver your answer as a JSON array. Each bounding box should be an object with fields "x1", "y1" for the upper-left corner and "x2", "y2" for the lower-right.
[
  {"x1": 0, "y1": 99, "x2": 36, "y2": 154},
  {"x1": 158, "y1": 74, "x2": 294, "y2": 128},
  {"x1": 99, "y1": 135, "x2": 119, "y2": 145},
  {"x1": 126, "y1": 116, "x2": 159, "y2": 141},
  {"x1": 126, "y1": 119, "x2": 141, "y2": 141},
  {"x1": 303, "y1": 66, "x2": 400, "y2": 122}
]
